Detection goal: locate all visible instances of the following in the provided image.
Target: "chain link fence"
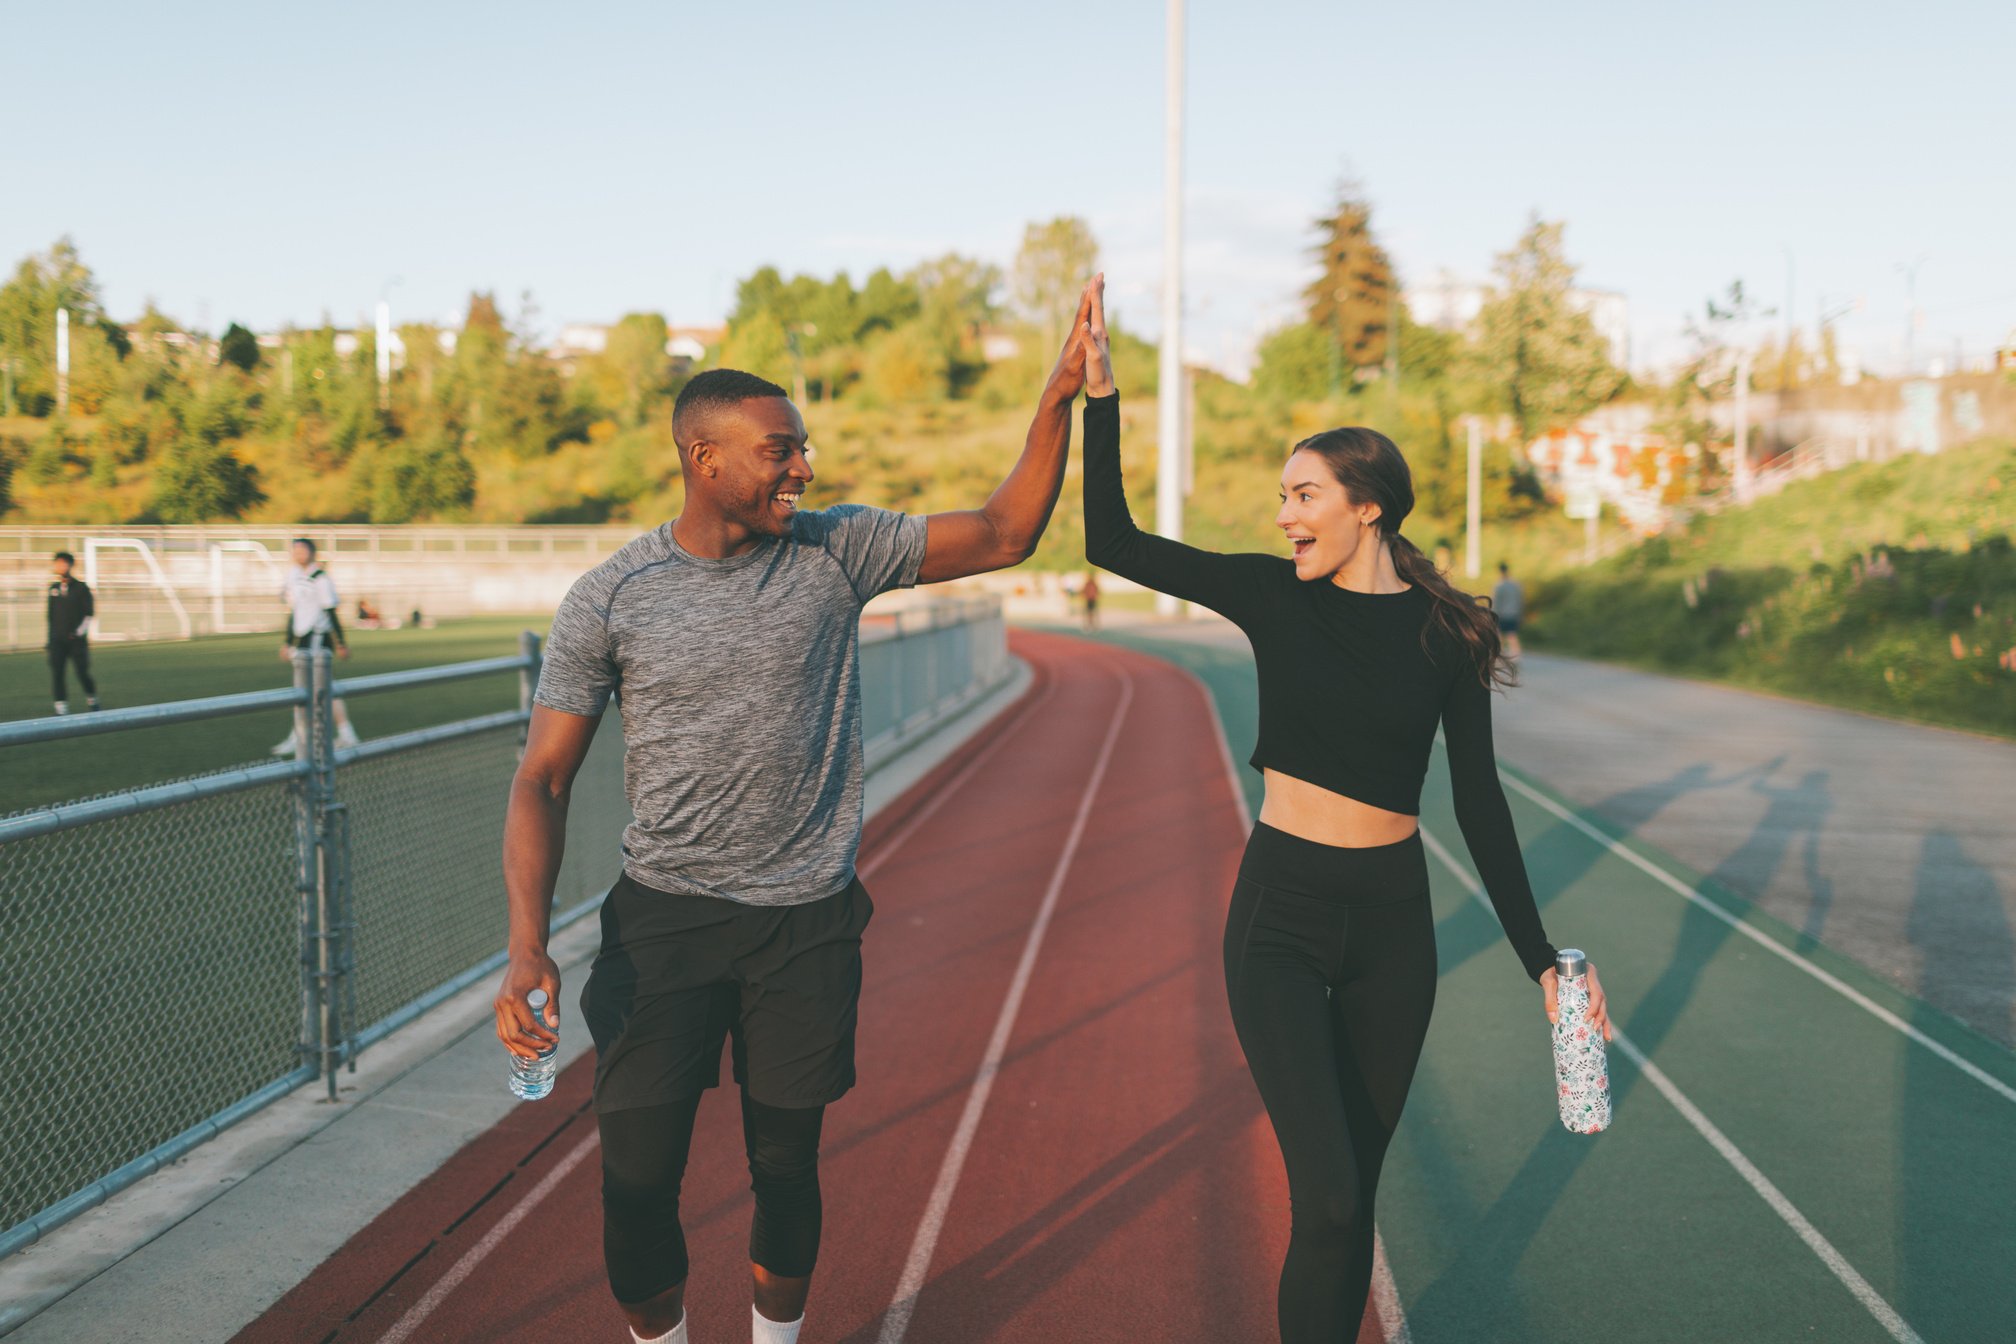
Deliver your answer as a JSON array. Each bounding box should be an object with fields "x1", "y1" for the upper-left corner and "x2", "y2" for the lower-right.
[{"x1": 0, "y1": 596, "x2": 1010, "y2": 1260}]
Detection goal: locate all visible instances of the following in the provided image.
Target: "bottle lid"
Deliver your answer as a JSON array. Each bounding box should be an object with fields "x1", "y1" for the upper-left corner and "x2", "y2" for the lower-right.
[
  {"x1": 527, "y1": 988, "x2": 549, "y2": 1009},
  {"x1": 1555, "y1": 948, "x2": 1588, "y2": 979}
]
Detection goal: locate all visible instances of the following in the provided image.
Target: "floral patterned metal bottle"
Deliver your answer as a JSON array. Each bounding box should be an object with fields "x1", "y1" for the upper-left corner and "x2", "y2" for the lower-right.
[{"x1": 1552, "y1": 949, "x2": 1611, "y2": 1133}]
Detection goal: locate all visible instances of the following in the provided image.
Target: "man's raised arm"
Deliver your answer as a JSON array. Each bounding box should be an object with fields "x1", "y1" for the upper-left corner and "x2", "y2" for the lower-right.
[{"x1": 916, "y1": 274, "x2": 1102, "y2": 583}]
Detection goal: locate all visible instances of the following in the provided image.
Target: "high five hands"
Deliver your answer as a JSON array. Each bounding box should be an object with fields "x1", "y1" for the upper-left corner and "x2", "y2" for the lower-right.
[{"x1": 1048, "y1": 274, "x2": 1116, "y2": 401}]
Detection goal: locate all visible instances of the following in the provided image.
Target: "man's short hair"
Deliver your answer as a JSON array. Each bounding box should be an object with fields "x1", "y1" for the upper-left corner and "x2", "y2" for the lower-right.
[
  {"x1": 1498, "y1": 561, "x2": 1510, "y2": 574},
  {"x1": 292, "y1": 537, "x2": 318, "y2": 557},
  {"x1": 673, "y1": 368, "x2": 790, "y2": 450},
  {"x1": 53, "y1": 550, "x2": 74, "y2": 565}
]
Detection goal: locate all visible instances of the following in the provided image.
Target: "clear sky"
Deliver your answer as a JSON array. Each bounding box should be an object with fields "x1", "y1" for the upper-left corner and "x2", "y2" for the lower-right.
[{"x1": 4, "y1": 0, "x2": 2011, "y2": 377}]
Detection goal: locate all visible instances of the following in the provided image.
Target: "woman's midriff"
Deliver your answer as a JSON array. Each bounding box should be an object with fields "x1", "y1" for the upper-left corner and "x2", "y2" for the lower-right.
[{"x1": 1258, "y1": 768, "x2": 1420, "y2": 848}]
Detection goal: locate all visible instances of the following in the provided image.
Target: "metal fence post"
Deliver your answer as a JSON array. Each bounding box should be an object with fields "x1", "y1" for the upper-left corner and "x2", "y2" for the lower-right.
[
  {"x1": 518, "y1": 629, "x2": 542, "y2": 752},
  {"x1": 291, "y1": 648, "x2": 321, "y2": 1087},
  {"x1": 305, "y1": 645, "x2": 350, "y2": 1098}
]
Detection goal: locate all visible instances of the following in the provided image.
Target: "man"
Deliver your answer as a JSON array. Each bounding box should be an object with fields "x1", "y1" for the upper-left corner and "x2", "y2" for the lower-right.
[
  {"x1": 494, "y1": 276, "x2": 1103, "y2": 1344},
  {"x1": 272, "y1": 538, "x2": 361, "y2": 754},
  {"x1": 46, "y1": 551, "x2": 100, "y2": 714},
  {"x1": 1492, "y1": 560, "x2": 1525, "y2": 659}
]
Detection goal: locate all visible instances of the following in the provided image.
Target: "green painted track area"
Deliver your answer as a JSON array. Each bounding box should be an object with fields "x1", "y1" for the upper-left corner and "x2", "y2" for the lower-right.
[{"x1": 1100, "y1": 627, "x2": 2016, "y2": 1344}]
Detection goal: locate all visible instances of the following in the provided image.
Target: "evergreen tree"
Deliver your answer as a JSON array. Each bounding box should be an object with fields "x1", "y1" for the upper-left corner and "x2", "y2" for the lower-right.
[{"x1": 1303, "y1": 185, "x2": 1396, "y2": 390}]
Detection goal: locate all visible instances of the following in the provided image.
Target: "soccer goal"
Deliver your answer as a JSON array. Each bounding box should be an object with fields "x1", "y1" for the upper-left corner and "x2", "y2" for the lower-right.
[{"x1": 83, "y1": 537, "x2": 194, "y2": 642}]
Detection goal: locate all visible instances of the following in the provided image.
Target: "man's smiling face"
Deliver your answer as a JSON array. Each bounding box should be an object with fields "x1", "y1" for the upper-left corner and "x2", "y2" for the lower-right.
[{"x1": 695, "y1": 396, "x2": 816, "y2": 538}]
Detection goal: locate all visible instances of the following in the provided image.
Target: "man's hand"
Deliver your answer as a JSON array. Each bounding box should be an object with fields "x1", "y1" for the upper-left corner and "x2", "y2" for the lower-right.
[
  {"x1": 1042, "y1": 276, "x2": 1100, "y2": 400},
  {"x1": 495, "y1": 948, "x2": 562, "y2": 1059},
  {"x1": 336, "y1": 644, "x2": 351, "y2": 661},
  {"x1": 278, "y1": 642, "x2": 294, "y2": 664},
  {"x1": 1083, "y1": 274, "x2": 1115, "y2": 398}
]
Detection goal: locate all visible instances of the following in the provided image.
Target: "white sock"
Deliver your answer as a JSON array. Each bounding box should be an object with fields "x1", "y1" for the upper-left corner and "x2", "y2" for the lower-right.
[
  {"x1": 753, "y1": 1304, "x2": 804, "y2": 1344},
  {"x1": 630, "y1": 1312, "x2": 686, "y2": 1344}
]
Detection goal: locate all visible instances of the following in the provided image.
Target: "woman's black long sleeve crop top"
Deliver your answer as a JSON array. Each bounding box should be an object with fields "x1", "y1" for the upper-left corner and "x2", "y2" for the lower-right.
[{"x1": 1082, "y1": 391, "x2": 1556, "y2": 981}]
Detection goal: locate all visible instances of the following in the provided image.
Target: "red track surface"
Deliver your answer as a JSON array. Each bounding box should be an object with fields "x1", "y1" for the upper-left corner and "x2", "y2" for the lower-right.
[{"x1": 236, "y1": 632, "x2": 1393, "y2": 1343}]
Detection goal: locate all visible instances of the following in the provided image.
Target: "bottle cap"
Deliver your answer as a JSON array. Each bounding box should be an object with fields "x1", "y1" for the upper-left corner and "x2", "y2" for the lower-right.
[
  {"x1": 1555, "y1": 948, "x2": 1588, "y2": 979},
  {"x1": 527, "y1": 988, "x2": 549, "y2": 1010}
]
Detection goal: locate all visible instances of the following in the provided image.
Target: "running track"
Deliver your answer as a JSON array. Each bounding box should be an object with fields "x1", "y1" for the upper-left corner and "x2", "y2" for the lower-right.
[{"x1": 235, "y1": 631, "x2": 1404, "y2": 1343}]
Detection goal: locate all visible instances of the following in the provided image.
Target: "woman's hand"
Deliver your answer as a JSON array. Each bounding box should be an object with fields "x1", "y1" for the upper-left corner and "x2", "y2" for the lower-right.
[
  {"x1": 1083, "y1": 273, "x2": 1114, "y2": 397},
  {"x1": 1044, "y1": 274, "x2": 1109, "y2": 400},
  {"x1": 1541, "y1": 963, "x2": 1614, "y2": 1042}
]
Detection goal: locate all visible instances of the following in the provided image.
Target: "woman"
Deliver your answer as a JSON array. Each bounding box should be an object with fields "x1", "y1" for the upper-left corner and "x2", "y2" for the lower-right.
[{"x1": 1076, "y1": 279, "x2": 1611, "y2": 1342}]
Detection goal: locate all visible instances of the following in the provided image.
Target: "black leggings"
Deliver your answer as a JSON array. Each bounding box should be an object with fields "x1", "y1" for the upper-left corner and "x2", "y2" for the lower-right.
[
  {"x1": 48, "y1": 638, "x2": 95, "y2": 702},
  {"x1": 597, "y1": 1088, "x2": 827, "y2": 1305},
  {"x1": 1224, "y1": 822, "x2": 1438, "y2": 1344}
]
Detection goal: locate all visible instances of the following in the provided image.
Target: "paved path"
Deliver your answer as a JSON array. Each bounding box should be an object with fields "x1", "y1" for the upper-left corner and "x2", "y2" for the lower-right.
[
  {"x1": 231, "y1": 632, "x2": 1403, "y2": 1344},
  {"x1": 1134, "y1": 620, "x2": 2016, "y2": 1051}
]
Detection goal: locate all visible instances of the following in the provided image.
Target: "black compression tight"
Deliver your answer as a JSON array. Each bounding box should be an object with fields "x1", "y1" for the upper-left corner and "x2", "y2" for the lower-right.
[
  {"x1": 1224, "y1": 824, "x2": 1439, "y2": 1344},
  {"x1": 597, "y1": 1089, "x2": 828, "y2": 1304}
]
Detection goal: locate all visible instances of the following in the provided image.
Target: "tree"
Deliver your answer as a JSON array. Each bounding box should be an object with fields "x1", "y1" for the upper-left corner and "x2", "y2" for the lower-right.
[
  {"x1": 1251, "y1": 322, "x2": 1336, "y2": 404},
  {"x1": 593, "y1": 312, "x2": 672, "y2": 426},
  {"x1": 218, "y1": 323, "x2": 260, "y2": 372},
  {"x1": 0, "y1": 237, "x2": 111, "y2": 414},
  {"x1": 1303, "y1": 184, "x2": 1396, "y2": 390},
  {"x1": 1474, "y1": 217, "x2": 1624, "y2": 444},
  {"x1": 1011, "y1": 217, "x2": 1099, "y2": 356}
]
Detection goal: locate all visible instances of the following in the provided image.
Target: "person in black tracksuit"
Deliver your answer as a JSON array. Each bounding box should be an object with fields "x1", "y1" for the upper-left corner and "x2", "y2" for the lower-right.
[{"x1": 46, "y1": 550, "x2": 100, "y2": 714}]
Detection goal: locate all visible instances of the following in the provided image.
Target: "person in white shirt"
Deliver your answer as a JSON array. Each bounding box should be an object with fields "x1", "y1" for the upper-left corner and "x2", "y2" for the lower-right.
[{"x1": 273, "y1": 538, "x2": 361, "y2": 754}]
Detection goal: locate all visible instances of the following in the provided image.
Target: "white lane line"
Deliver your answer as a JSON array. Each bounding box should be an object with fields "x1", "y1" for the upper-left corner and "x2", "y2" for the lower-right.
[
  {"x1": 1494, "y1": 766, "x2": 2016, "y2": 1108},
  {"x1": 860, "y1": 674, "x2": 1055, "y2": 880},
  {"x1": 377, "y1": 1129, "x2": 600, "y2": 1344},
  {"x1": 1419, "y1": 824, "x2": 1925, "y2": 1344},
  {"x1": 1370, "y1": 1230, "x2": 1413, "y2": 1344},
  {"x1": 373, "y1": 660, "x2": 1046, "y2": 1344},
  {"x1": 1176, "y1": 662, "x2": 1415, "y2": 1344},
  {"x1": 876, "y1": 669, "x2": 1136, "y2": 1344}
]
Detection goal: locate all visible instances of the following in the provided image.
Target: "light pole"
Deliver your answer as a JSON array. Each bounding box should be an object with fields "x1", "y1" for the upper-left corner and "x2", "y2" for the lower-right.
[
  {"x1": 375, "y1": 276, "x2": 402, "y2": 411},
  {"x1": 1464, "y1": 416, "x2": 1482, "y2": 579},
  {"x1": 1732, "y1": 347, "x2": 1752, "y2": 503},
  {"x1": 1896, "y1": 255, "x2": 1927, "y2": 378},
  {"x1": 55, "y1": 307, "x2": 70, "y2": 415},
  {"x1": 1156, "y1": 0, "x2": 1186, "y2": 619}
]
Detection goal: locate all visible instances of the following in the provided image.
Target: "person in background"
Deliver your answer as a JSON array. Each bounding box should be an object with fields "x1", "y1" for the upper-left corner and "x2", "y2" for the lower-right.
[
  {"x1": 272, "y1": 538, "x2": 361, "y2": 755},
  {"x1": 1081, "y1": 571, "x2": 1101, "y2": 631},
  {"x1": 1492, "y1": 561, "x2": 1525, "y2": 660},
  {"x1": 46, "y1": 550, "x2": 100, "y2": 715}
]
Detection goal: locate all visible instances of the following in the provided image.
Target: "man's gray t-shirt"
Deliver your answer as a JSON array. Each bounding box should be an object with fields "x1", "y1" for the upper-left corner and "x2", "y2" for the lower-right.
[
  {"x1": 1492, "y1": 577, "x2": 1524, "y2": 621},
  {"x1": 535, "y1": 505, "x2": 928, "y2": 906}
]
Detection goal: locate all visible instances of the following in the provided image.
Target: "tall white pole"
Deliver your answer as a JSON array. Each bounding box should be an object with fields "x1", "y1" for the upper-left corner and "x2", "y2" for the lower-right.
[
  {"x1": 1156, "y1": 0, "x2": 1185, "y2": 618},
  {"x1": 1464, "y1": 416, "x2": 1482, "y2": 579},
  {"x1": 375, "y1": 298, "x2": 393, "y2": 410},
  {"x1": 1732, "y1": 347, "x2": 1752, "y2": 503},
  {"x1": 55, "y1": 306, "x2": 70, "y2": 415}
]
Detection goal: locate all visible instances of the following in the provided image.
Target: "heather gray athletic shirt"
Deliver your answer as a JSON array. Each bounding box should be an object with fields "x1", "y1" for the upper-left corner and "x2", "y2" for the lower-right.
[{"x1": 535, "y1": 505, "x2": 928, "y2": 906}]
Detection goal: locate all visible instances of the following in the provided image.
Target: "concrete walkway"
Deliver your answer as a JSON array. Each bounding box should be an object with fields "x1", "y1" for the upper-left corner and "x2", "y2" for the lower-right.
[{"x1": 1127, "y1": 617, "x2": 2016, "y2": 1051}]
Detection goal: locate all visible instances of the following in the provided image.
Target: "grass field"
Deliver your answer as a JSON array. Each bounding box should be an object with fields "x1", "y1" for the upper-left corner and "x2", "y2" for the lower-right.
[
  {"x1": 1100, "y1": 626, "x2": 2016, "y2": 1342},
  {"x1": 0, "y1": 616, "x2": 548, "y2": 814}
]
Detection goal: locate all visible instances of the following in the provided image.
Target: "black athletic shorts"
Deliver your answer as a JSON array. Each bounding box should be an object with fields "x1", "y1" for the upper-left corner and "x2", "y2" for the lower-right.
[
  {"x1": 1496, "y1": 614, "x2": 1521, "y2": 635},
  {"x1": 581, "y1": 872, "x2": 874, "y2": 1113}
]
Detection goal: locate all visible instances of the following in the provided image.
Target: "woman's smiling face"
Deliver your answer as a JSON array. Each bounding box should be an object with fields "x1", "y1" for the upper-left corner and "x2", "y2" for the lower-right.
[{"x1": 1277, "y1": 448, "x2": 1380, "y2": 582}]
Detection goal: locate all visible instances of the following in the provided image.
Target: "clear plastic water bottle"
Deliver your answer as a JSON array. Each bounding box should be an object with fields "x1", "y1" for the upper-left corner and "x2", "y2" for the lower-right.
[
  {"x1": 508, "y1": 988, "x2": 559, "y2": 1101},
  {"x1": 1551, "y1": 949, "x2": 1611, "y2": 1133}
]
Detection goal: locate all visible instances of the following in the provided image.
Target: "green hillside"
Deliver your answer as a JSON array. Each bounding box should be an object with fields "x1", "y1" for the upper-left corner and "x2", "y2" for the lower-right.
[{"x1": 1528, "y1": 436, "x2": 2016, "y2": 738}]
